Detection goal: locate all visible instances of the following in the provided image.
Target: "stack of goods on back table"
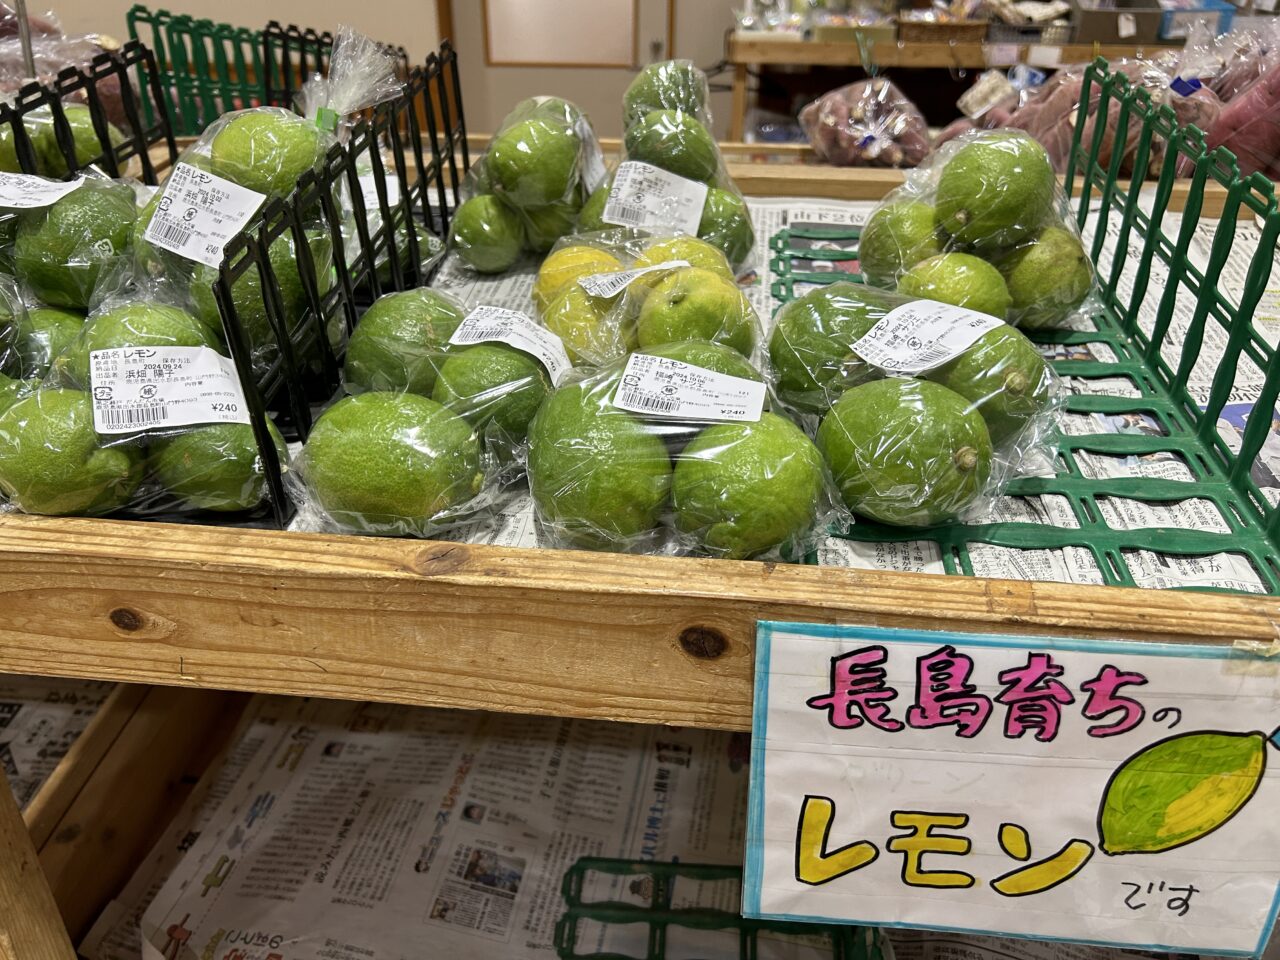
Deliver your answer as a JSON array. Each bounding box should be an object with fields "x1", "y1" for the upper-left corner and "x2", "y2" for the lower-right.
[
  {"x1": 799, "y1": 78, "x2": 931, "y2": 168},
  {"x1": 578, "y1": 60, "x2": 756, "y2": 271},
  {"x1": 449, "y1": 97, "x2": 607, "y2": 274}
]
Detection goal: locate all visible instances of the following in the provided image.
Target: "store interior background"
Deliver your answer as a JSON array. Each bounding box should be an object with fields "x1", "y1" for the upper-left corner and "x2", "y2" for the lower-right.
[{"x1": 49, "y1": 0, "x2": 740, "y2": 140}]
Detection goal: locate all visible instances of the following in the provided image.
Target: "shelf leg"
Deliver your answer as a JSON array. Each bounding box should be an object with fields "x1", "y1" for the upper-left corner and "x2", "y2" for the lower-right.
[
  {"x1": 0, "y1": 766, "x2": 76, "y2": 960},
  {"x1": 731, "y1": 62, "x2": 747, "y2": 141}
]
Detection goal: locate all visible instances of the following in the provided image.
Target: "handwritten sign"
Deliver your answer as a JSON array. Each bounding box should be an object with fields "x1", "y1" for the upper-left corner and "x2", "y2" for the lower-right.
[{"x1": 744, "y1": 623, "x2": 1280, "y2": 956}]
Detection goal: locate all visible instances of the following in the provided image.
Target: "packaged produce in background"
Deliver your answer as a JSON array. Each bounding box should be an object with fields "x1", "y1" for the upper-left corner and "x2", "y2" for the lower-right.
[
  {"x1": 2, "y1": 101, "x2": 126, "y2": 177},
  {"x1": 798, "y1": 78, "x2": 932, "y2": 168},
  {"x1": 0, "y1": 268, "x2": 286, "y2": 518},
  {"x1": 768, "y1": 280, "x2": 1063, "y2": 528},
  {"x1": 527, "y1": 344, "x2": 844, "y2": 559},
  {"x1": 576, "y1": 59, "x2": 756, "y2": 272},
  {"x1": 450, "y1": 96, "x2": 607, "y2": 274},
  {"x1": 535, "y1": 230, "x2": 750, "y2": 370},
  {"x1": 861, "y1": 129, "x2": 1096, "y2": 331}
]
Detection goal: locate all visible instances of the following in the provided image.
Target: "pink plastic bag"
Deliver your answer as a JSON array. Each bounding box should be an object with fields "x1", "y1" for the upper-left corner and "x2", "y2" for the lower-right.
[{"x1": 799, "y1": 78, "x2": 931, "y2": 167}]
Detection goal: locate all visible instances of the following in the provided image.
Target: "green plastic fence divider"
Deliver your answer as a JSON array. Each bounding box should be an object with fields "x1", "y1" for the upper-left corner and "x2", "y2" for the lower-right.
[
  {"x1": 553, "y1": 858, "x2": 886, "y2": 960},
  {"x1": 126, "y1": 4, "x2": 263, "y2": 137},
  {"x1": 772, "y1": 59, "x2": 1280, "y2": 595}
]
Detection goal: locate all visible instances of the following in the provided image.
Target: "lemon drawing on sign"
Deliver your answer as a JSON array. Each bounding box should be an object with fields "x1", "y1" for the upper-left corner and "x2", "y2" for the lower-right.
[{"x1": 1098, "y1": 729, "x2": 1275, "y2": 856}]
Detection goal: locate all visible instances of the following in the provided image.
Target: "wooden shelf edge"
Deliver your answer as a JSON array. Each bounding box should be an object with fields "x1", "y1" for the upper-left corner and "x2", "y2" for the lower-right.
[
  {"x1": 0, "y1": 515, "x2": 1275, "y2": 732},
  {"x1": 21, "y1": 684, "x2": 149, "y2": 849}
]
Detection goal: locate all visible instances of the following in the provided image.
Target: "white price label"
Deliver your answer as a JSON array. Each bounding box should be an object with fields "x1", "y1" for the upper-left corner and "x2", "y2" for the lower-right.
[
  {"x1": 611, "y1": 352, "x2": 765, "y2": 422},
  {"x1": 1026, "y1": 44, "x2": 1062, "y2": 68},
  {"x1": 0, "y1": 173, "x2": 84, "y2": 209},
  {"x1": 143, "y1": 162, "x2": 267, "y2": 268},
  {"x1": 1118, "y1": 12, "x2": 1138, "y2": 36},
  {"x1": 358, "y1": 172, "x2": 402, "y2": 210},
  {"x1": 577, "y1": 259, "x2": 691, "y2": 299},
  {"x1": 852, "y1": 299, "x2": 1004, "y2": 374},
  {"x1": 984, "y1": 43, "x2": 1020, "y2": 67},
  {"x1": 602, "y1": 161, "x2": 709, "y2": 235},
  {"x1": 89, "y1": 346, "x2": 250, "y2": 434},
  {"x1": 451, "y1": 305, "x2": 572, "y2": 386}
]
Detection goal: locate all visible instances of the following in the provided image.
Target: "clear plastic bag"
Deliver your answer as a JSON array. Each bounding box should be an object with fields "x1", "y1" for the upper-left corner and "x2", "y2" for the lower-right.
[
  {"x1": 0, "y1": 271, "x2": 287, "y2": 518},
  {"x1": 5, "y1": 283, "x2": 85, "y2": 380},
  {"x1": 527, "y1": 343, "x2": 846, "y2": 558},
  {"x1": 343, "y1": 287, "x2": 467, "y2": 397},
  {"x1": 623, "y1": 59, "x2": 713, "y2": 130},
  {"x1": 10, "y1": 175, "x2": 138, "y2": 311},
  {"x1": 861, "y1": 128, "x2": 1096, "y2": 330},
  {"x1": 537, "y1": 231, "x2": 753, "y2": 370},
  {"x1": 22, "y1": 101, "x2": 126, "y2": 177},
  {"x1": 799, "y1": 78, "x2": 932, "y2": 168},
  {"x1": 290, "y1": 388, "x2": 518, "y2": 538},
  {"x1": 450, "y1": 96, "x2": 607, "y2": 274},
  {"x1": 767, "y1": 279, "x2": 1061, "y2": 450}
]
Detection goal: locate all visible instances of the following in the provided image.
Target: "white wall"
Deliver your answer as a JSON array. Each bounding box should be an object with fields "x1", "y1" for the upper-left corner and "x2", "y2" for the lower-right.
[{"x1": 50, "y1": 0, "x2": 439, "y2": 62}]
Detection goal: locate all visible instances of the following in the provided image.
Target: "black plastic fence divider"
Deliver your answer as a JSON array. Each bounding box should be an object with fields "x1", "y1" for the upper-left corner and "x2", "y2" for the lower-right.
[
  {"x1": 1, "y1": 40, "x2": 177, "y2": 185},
  {"x1": 261, "y1": 21, "x2": 333, "y2": 110}
]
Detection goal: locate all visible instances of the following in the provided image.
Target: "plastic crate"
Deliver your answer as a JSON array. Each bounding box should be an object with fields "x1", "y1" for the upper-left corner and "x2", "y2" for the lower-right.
[
  {"x1": 771, "y1": 58, "x2": 1280, "y2": 595},
  {"x1": 0, "y1": 39, "x2": 177, "y2": 184},
  {"x1": 553, "y1": 859, "x2": 886, "y2": 960},
  {"x1": 165, "y1": 15, "x2": 264, "y2": 135}
]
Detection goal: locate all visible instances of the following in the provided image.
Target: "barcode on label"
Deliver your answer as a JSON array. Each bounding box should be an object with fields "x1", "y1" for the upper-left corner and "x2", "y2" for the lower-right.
[
  {"x1": 616, "y1": 391, "x2": 680, "y2": 414},
  {"x1": 100, "y1": 405, "x2": 169, "y2": 428},
  {"x1": 607, "y1": 204, "x2": 644, "y2": 226},
  {"x1": 149, "y1": 218, "x2": 193, "y2": 248},
  {"x1": 454, "y1": 325, "x2": 507, "y2": 344}
]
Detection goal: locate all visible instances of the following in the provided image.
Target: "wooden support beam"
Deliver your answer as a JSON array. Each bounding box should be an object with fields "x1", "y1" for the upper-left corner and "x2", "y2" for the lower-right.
[
  {"x1": 0, "y1": 765, "x2": 75, "y2": 960},
  {"x1": 0, "y1": 516, "x2": 1274, "y2": 732}
]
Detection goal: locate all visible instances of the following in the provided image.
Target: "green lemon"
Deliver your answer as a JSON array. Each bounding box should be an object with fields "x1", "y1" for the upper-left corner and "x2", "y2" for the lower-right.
[
  {"x1": 637, "y1": 267, "x2": 757, "y2": 357},
  {"x1": 817, "y1": 378, "x2": 992, "y2": 526},
  {"x1": 532, "y1": 245, "x2": 622, "y2": 315},
  {"x1": 0, "y1": 387, "x2": 143, "y2": 515},
  {"x1": 577, "y1": 181, "x2": 610, "y2": 232},
  {"x1": 897, "y1": 253, "x2": 1013, "y2": 319},
  {"x1": 34, "y1": 103, "x2": 125, "y2": 177},
  {"x1": 190, "y1": 232, "x2": 307, "y2": 346},
  {"x1": 432, "y1": 342, "x2": 552, "y2": 441},
  {"x1": 521, "y1": 198, "x2": 581, "y2": 254},
  {"x1": 301, "y1": 391, "x2": 483, "y2": 535},
  {"x1": 489, "y1": 117, "x2": 581, "y2": 208},
  {"x1": 55, "y1": 303, "x2": 219, "y2": 389},
  {"x1": 542, "y1": 283, "x2": 626, "y2": 366},
  {"x1": 150, "y1": 419, "x2": 287, "y2": 512},
  {"x1": 0, "y1": 124, "x2": 23, "y2": 173},
  {"x1": 623, "y1": 110, "x2": 718, "y2": 183},
  {"x1": 925, "y1": 325, "x2": 1052, "y2": 444},
  {"x1": 629, "y1": 235, "x2": 734, "y2": 304},
  {"x1": 767, "y1": 281, "x2": 892, "y2": 415},
  {"x1": 14, "y1": 305, "x2": 84, "y2": 378},
  {"x1": 998, "y1": 225, "x2": 1094, "y2": 328},
  {"x1": 528, "y1": 378, "x2": 672, "y2": 549},
  {"x1": 698, "y1": 188, "x2": 754, "y2": 269},
  {"x1": 449, "y1": 195, "x2": 523, "y2": 274},
  {"x1": 344, "y1": 289, "x2": 464, "y2": 396},
  {"x1": 936, "y1": 132, "x2": 1055, "y2": 250},
  {"x1": 14, "y1": 179, "x2": 137, "y2": 309},
  {"x1": 210, "y1": 110, "x2": 322, "y2": 196},
  {"x1": 673, "y1": 413, "x2": 825, "y2": 559},
  {"x1": 624, "y1": 60, "x2": 707, "y2": 128},
  {"x1": 859, "y1": 199, "x2": 945, "y2": 287},
  {"x1": 0, "y1": 373, "x2": 35, "y2": 415},
  {"x1": 376, "y1": 221, "x2": 444, "y2": 286}
]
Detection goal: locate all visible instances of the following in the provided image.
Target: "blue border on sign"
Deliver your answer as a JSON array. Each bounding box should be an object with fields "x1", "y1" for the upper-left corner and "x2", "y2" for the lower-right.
[{"x1": 743, "y1": 621, "x2": 1280, "y2": 958}]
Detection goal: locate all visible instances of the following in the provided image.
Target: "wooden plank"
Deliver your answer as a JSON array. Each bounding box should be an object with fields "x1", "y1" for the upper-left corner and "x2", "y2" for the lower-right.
[
  {"x1": 731, "y1": 63, "x2": 748, "y2": 142},
  {"x1": 0, "y1": 765, "x2": 76, "y2": 960},
  {"x1": 727, "y1": 33, "x2": 1180, "y2": 69},
  {"x1": 22, "y1": 684, "x2": 148, "y2": 850},
  {"x1": 36, "y1": 687, "x2": 249, "y2": 942},
  {"x1": 0, "y1": 515, "x2": 1275, "y2": 732}
]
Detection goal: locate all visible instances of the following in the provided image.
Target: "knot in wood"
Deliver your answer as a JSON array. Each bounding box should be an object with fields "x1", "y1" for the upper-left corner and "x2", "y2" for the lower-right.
[
  {"x1": 679, "y1": 626, "x2": 727, "y2": 660},
  {"x1": 109, "y1": 607, "x2": 144, "y2": 632},
  {"x1": 410, "y1": 543, "x2": 471, "y2": 576}
]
